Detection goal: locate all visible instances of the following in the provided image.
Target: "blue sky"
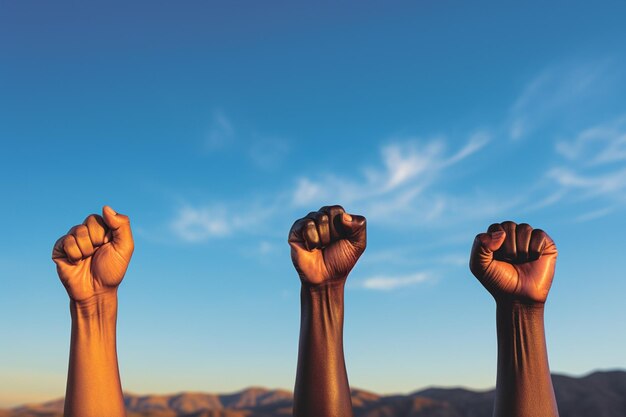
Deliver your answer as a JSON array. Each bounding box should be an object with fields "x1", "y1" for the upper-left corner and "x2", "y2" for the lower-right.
[{"x1": 1, "y1": 0, "x2": 626, "y2": 408}]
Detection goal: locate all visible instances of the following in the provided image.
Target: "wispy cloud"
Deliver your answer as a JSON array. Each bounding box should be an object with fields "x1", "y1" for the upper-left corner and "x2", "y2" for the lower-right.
[
  {"x1": 291, "y1": 132, "x2": 491, "y2": 225},
  {"x1": 444, "y1": 132, "x2": 491, "y2": 166},
  {"x1": 170, "y1": 205, "x2": 234, "y2": 242},
  {"x1": 548, "y1": 167, "x2": 626, "y2": 198},
  {"x1": 169, "y1": 202, "x2": 279, "y2": 243},
  {"x1": 378, "y1": 139, "x2": 444, "y2": 191},
  {"x1": 173, "y1": 61, "x2": 625, "y2": 247},
  {"x1": 498, "y1": 58, "x2": 626, "y2": 221},
  {"x1": 204, "y1": 111, "x2": 291, "y2": 168},
  {"x1": 508, "y1": 60, "x2": 613, "y2": 140},
  {"x1": 574, "y1": 206, "x2": 617, "y2": 223},
  {"x1": 352, "y1": 272, "x2": 433, "y2": 290},
  {"x1": 169, "y1": 60, "x2": 626, "y2": 247},
  {"x1": 156, "y1": 57, "x2": 626, "y2": 298},
  {"x1": 544, "y1": 115, "x2": 626, "y2": 212},
  {"x1": 555, "y1": 116, "x2": 626, "y2": 166},
  {"x1": 206, "y1": 111, "x2": 234, "y2": 150}
]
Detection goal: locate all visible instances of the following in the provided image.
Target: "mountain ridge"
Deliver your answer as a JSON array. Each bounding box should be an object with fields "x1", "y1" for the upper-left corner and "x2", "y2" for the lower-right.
[{"x1": 3, "y1": 370, "x2": 624, "y2": 417}]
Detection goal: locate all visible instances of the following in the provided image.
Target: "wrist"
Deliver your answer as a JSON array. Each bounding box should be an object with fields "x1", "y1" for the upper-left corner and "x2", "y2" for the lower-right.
[
  {"x1": 300, "y1": 278, "x2": 346, "y2": 327},
  {"x1": 495, "y1": 299, "x2": 547, "y2": 354},
  {"x1": 496, "y1": 298, "x2": 545, "y2": 317},
  {"x1": 301, "y1": 279, "x2": 347, "y2": 309},
  {"x1": 302, "y1": 277, "x2": 346, "y2": 293},
  {"x1": 70, "y1": 290, "x2": 118, "y2": 322}
]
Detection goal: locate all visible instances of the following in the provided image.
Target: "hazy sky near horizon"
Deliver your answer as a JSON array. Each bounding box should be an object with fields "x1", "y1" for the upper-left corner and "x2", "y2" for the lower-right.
[{"x1": 2, "y1": 0, "x2": 626, "y2": 408}]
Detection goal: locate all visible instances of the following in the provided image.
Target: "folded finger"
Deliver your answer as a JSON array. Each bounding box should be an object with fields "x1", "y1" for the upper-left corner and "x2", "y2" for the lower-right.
[
  {"x1": 83, "y1": 214, "x2": 107, "y2": 247},
  {"x1": 318, "y1": 205, "x2": 345, "y2": 241},
  {"x1": 515, "y1": 223, "x2": 533, "y2": 262},
  {"x1": 306, "y1": 211, "x2": 331, "y2": 247},
  {"x1": 288, "y1": 218, "x2": 310, "y2": 251},
  {"x1": 63, "y1": 235, "x2": 83, "y2": 263},
  {"x1": 529, "y1": 228, "x2": 553, "y2": 260},
  {"x1": 495, "y1": 221, "x2": 517, "y2": 262},
  {"x1": 303, "y1": 219, "x2": 321, "y2": 250},
  {"x1": 70, "y1": 225, "x2": 95, "y2": 257},
  {"x1": 52, "y1": 236, "x2": 67, "y2": 260}
]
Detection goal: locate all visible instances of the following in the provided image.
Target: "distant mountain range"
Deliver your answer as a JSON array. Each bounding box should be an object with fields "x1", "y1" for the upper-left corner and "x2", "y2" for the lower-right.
[{"x1": 2, "y1": 370, "x2": 624, "y2": 417}]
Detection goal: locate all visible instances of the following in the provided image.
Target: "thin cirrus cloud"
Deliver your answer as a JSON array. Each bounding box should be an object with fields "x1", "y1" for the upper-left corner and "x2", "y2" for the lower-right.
[
  {"x1": 169, "y1": 132, "x2": 491, "y2": 243},
  {"x1": 291, "y1": 132, "x2": 491, "y2": 225},
  {"x1": 173, "y1": 59, "x2": 626, "y2": 244},
  {"x1": 545, "y1": 115, "x2": 626, "y2": 219},
  {"x1": 352, "y1": 272, "x2": 433, "y2": 290},
  {"x1": 159, "y1": 57, "x2": 626, "y2": 298},
  {"x1": 205, "y1": 111, "x2": 291, "y2": 170},
  {"x1": 548, "y1": 167, "x2": 626, "y2": 199},
  {"x1": 555, "y1": 115, "x2": 626, "y2": 166},
  {"x1": 498, "y1": 58, "x2": 626, "y2": 221},
  {"x1": 169, "y1": 200, "x2": 283, "y2": 243},
  {"x1": 170, "y1": 205, "x2": 234, "y2": 242},
  {"x1": 508, "y1": 60, "x2": 614, "y2": 141}
]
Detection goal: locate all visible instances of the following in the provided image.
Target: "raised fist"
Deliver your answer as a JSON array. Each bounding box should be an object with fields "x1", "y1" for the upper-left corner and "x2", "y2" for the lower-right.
[
  {"x1": 288, "y1": 205, "x2": 366, "y2": 285},
  {"x1": 52, "y1": 206, "x2": 134, "y2": 302},
  {"x1": 469, "y1": 221, "x2": 557, "y2": 304}
]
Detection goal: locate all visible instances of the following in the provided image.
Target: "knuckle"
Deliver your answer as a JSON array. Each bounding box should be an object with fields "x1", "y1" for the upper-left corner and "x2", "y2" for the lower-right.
[
  {"x1": 74, "y1": 225, "x2": 89, "y2": 236},
  {"x1": 310, "y1": 211, "x2": 329, "y2": 224},
  {"x1": 88, "y1": 214, "x2": 105, "y2": 226},
  {"x1": 62, "y1": 235, "x2": 75, "y2": 246},
  {"x1": 320, "y1": 204, "x2": 345, "y2": 215}
]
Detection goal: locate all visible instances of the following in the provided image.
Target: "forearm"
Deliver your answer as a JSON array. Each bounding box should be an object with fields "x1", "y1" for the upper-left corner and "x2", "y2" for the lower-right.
[
  {"x1": 65, "y1": 291, "x2": 126, "y2": 417},
  {"x1": 493, "y1": 301, "x2": 558, "y2": 417},
  {"x1": 294, "y1": 280, "x2": 352, "y2": 417}
]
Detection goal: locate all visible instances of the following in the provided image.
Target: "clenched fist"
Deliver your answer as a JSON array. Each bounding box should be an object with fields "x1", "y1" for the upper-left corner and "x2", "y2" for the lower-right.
[
  {"x1": 469, "y1": 221, "x2": 557, "y2": 304},
  {"x1": 52, "y1": 206, "x2": 134, "y2": 302},
  {"x1": 288, "y1": 205, "x2": 366, "y2": 285}
]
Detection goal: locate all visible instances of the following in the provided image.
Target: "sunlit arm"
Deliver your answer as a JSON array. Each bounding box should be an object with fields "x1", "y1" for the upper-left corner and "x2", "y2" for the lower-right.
[
  {"x1": 294, "y1": 280, "x2": 352, "y2": 417},
  {"x1": 469, "y1": 221, "x2": 559, "y2": 417},
  {"x1": 52, "y1": 206, "x2": 133, "y2": 417},
  {"x1": 65, "y1": 292, "x2": 126, "y2": 417},
  {"x1": 493, "y1": 301, "x2": 558, "y2": 417},
  {"x1": 288, "y1": 205, "x2": 366, "y2": 417}
]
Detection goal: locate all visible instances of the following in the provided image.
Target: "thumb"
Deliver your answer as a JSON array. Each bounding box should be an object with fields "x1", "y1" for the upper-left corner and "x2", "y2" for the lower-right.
[
  {"x1": 469, "y1": 230, "x2": 505, "y2": 277},
  {"x1": 102, "y1": 205, "x2": 134, "y2": 259},
  {"x1": 338, "y1": 212, "x2": 367, "y2": 248}
]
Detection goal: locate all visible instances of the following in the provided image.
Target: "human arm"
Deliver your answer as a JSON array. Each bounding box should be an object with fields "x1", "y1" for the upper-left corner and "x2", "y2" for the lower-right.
[
  {"x1": 52, "y1": 206, "x2": 134, "y2": 417},
  {"x1": 469, "y1": 221, "x2": 559, "y2": 417},
  {"x1": 288, "y1": 205, "x2": 366, "y2": 417}
]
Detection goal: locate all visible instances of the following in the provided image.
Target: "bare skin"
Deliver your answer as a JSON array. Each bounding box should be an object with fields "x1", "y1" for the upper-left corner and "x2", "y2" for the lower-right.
[
  {"x1": 470, "y1": 221, "x2": 559, "y2": 417},
  {"x1": 288, "y1": 205, "x2": 366, "y2": 417},
  {"x1": 52, "y1": 206, "x2": 134, "y2": 417}
]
